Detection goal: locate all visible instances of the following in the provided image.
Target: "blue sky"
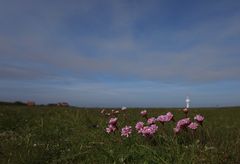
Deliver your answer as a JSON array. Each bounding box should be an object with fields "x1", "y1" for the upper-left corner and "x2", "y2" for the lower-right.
[{"x1": 0, "y1": 0, "x2": 240, "y2": 107}]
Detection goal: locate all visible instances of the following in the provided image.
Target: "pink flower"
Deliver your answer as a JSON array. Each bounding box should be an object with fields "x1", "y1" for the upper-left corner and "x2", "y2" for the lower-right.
[
  {"x1": 188, "y1": 122, "x2": 198, "y2": 130},
  {"x1": 150, "y1": 124, "x2": 158, "y2": 132},
  {"x1": 194, "y1": 114, "x2": 204, "y2": 125},
  {"x1": 106, "y1": 124, "x2": 117, "y2": 133},
  {"x1": 121, "y1": 126, "x2": 132, "y2": 137},
  {"x1": 140, "y1": 110, "x2": 147, "y2": 116},
  {"x1": 141, "y1": 124, "x2": 158, "y2": 137},
  {"x1": 135, "y1": 121, "x2": 144, "y2": 132},
  {"x1": 166, "y1": 112, "x2": 174, "y2": 121},
  {"x1": 106, "y1": 127, "x2": 111, "y2": 133},
  {"x1": 109, "y1": 117, "x2": 118, "y2": 125},
  {"x1": 173, "y1": 118, "x2": 192, "y2": 134},
  {"x1": 157, "y1": 112, "x2": 174, "y2": 123},
  {"x1": 147, "y1": 117, "x2": 156, "y2": 125},
  {"x1": 176, "y1": 118, "x2": 191, "y2": 128},
  {"x1": 140, "y1": 126, "x2": 150, "y2": 137},
  {"x1": 157, "y1": 115, "x2": 168, "y2": 122},
  {"x1": 106, "y1": 118, "x2": 118, "y2": 134}
]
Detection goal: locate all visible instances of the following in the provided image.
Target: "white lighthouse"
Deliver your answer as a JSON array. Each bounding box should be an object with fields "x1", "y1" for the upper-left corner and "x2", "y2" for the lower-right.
[{"x1": 186, "y1": 96, "x2": 190, "y2": 108}]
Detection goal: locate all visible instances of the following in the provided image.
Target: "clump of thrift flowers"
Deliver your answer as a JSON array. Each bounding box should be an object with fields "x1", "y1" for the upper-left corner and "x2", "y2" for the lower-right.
[
  {"x1": 121, "y1": 126, "x2": 132, "y2": 137},
  {"x1": 157, "y1": 112, "x2": 174, "y2": 124},
  {"x1": 140, "y1": 110, "x2": 147, "y2": 116},
  {"x1": 194, "y1": 114, "x2": 204, "y2": 125},
  {"x1": 166, "y1": 112, "x2": 174, "y2": 121},
  {"x1": 135, "y1": 121, "x2": 144, "y2": 133},
  {"x1": 109, "y1": 117, "x2": 118, "y2": 126},
  {"x1": 176, "y1": 118, "x2": 191, "y2": 129},
  {"x1": 140, "y1": 110, "x2": 148, "y2": 120},
  {"x1": 106, "y1": 124, "x2": 117, "y2": 133},
  {"x1": 147, "y1": 117, "x2": 156, "y2": 125},
  {"x1": 103, "y1": 105, "x2": 205, "y2": 139},
  {"x1": 188, "y1": 122, "x2": 198, "y2": 130},
  {"x1": 105, "y1": 117, "x2": 118, "y2": 133},
  {"x1": 140, "y1": 124, "x2": 158, "y2": 137}
]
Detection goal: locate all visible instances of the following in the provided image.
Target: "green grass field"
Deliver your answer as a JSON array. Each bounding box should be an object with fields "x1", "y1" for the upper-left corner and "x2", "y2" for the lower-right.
[{"x1": 0, "y1": 105, "x2": 240, "y2": 164}]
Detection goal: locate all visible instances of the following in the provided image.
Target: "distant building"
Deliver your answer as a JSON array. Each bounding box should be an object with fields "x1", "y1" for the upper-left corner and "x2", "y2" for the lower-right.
[
  {"x1": 57, "y1": 102, "x2": 69, "y2": 107},
  {"x1": 47, "y1": 103, "x2": 58, "y2": 106},
  {"x1": 27, "y1": 101, "x2": 35, "y2": 106}
]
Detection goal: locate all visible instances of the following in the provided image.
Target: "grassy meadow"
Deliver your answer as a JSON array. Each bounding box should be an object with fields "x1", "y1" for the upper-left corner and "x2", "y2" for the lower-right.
[{"x1": 0, "y1": 104, "x2": 240, "y2": 164}]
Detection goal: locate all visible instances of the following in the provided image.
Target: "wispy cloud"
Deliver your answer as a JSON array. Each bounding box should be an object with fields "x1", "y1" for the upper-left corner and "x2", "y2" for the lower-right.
[{"x1": 0, "y1": 0, "x2": 240, "y2": 106}]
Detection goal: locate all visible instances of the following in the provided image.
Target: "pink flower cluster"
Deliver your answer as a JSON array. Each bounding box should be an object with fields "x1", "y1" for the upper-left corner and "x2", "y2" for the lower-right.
[
  {"x1": 176, "y1": 118, "x2": 191, "y2": 128},
  {"x1": 104, "y1": 108, "x2": 205, "y2": 138},
  {"x1": 106, "y1": 124, "x2": 117, "y2": 133},
  {"x1": 147, "y1": 117, "x2": 156, "y2": 125},
  {"x1": 121, "y1": 126, "x2": 132, "y2": 137},
  {"x1": 136, "y1": 111, "x2": 174, "y2": 137},
  {"x1": 109, "y1": 117, "x2": 117, "y2": 125},
  {"x1": 194, "y1": 114, "x2": 204, "y2": 125},
  {"x1": 106, "y1": 117, "x2": 118, "y2": 133},
  {"x1": 140, "y1": 110, "x2": 147, "y2": 117},
  {"x1": 174, "y1": 118, "x2": 191, "y2": 134},
  {"x1": 135, "y1": 121, "x2": 144, "y2": 132},
  {"x1": 135, "y1": 121, "x2": 158, "y2": 137},
  {"x1": 173, "y1": 114, "x2": 205, "y2": 134},
  {"x1": 156, "y1": 112, "x2": 174, "y2": 124},
  {"x1": 188, "y1": 122, "x2": 198, "y2": 130},
  {"x1": 140, "y1": 124, "x2": 158, "y2": 137}
]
